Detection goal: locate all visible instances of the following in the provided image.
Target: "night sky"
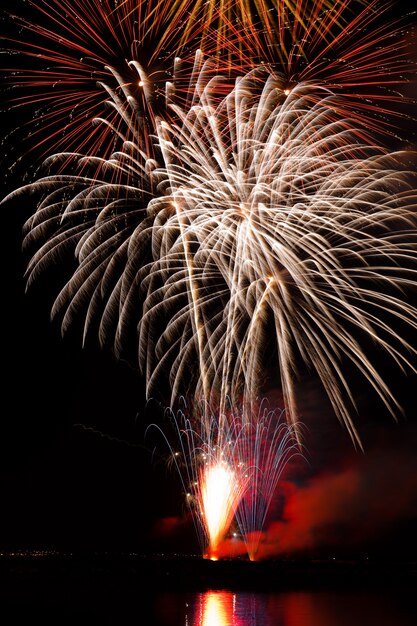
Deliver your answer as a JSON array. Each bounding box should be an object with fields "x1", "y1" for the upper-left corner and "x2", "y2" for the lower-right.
[{"x1": 1, "y1": 0, "x2": 417, "y2": 561}]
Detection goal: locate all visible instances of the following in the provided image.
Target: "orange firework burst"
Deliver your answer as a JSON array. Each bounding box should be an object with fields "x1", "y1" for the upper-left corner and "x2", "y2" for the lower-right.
[
  {"x1": 3, "y1": 0, "x2": 415, "y2": 170},
  {"x1": 156, "y1": 0, "x2": 366, "y2": 55},
  {"x1": 223, "y1": 0, "x2": 416, "y2": 140},
  {"x1": 1, "y1": 0, "x2": 231, "y2": 166}
]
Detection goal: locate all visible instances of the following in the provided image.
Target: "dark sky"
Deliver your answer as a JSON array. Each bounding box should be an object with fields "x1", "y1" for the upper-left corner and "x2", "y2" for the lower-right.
[{"x1": 1, "y1": 0, "x2": 417, "y2": 561}]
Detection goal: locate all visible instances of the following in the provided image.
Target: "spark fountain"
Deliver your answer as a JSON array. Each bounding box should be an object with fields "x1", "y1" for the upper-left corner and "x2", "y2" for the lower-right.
[{"x1": 149, "y1": 400, "x2": 302, "y2": 559}]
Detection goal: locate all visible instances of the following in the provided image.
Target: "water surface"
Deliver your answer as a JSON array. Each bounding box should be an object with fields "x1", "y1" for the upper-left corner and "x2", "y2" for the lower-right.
[{"x1": 152, "y1": 589, "x2": 417, "y2": 626}]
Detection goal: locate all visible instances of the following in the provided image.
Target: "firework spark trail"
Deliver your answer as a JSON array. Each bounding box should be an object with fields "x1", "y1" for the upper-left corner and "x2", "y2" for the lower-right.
[
  {"x1": 234, "y1": 409, "x2": 303, "y2": 560},
  {"x1": 5, "y1": 58, "x2": 417, "y2": 449}
]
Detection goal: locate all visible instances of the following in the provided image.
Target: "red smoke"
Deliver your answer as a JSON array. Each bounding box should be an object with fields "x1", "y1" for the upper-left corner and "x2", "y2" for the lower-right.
[{"x1": 238, "y1": 444, "x2": 417, "y2": 559}]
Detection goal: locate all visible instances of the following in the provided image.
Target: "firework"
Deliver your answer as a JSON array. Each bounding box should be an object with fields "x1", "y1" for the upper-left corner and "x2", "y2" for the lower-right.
[
  {"x1": 149, "y1": 401, "x2": 249, "y2": 558},
  {"x1": 228, "y1": 0, "x2": 417, "y2": 144},
  {"x1": 151, "y1": 0, "x2": 363, "y2": 58},
  {"x1": 1, "y1": 0, "x2": 230, "y2": 166},
  {"x1": 139, "y1": 65, "x2": 417, "y2": 445},
  {"x1": 149, "y1": 400, "x2": 301, "y2": 559},
  {"x1": 4, "y1": 56, "x2": 417, "y2": 447}
]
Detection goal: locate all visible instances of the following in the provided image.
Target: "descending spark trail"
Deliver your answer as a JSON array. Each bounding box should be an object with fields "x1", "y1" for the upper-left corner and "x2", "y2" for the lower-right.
[
  {"x1": 4, "y1": 56, "x2": 417, "y2": 448},
  {"x1": 233, "y1": 408, "x2": 303, "y2": 560}
]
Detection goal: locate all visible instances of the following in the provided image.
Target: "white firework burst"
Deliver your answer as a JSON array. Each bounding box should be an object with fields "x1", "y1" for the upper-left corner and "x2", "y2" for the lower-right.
[{"x1": 5, "y1": 55, "x2": 417, "y2": 446}]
